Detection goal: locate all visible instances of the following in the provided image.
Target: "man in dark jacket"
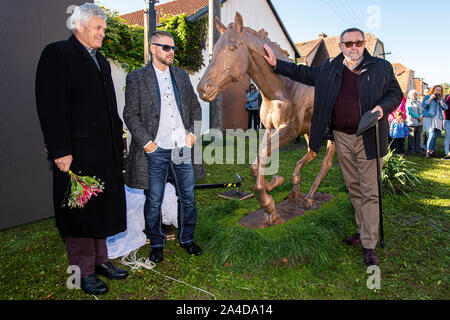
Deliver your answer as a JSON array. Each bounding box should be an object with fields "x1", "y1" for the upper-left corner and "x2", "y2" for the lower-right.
[
  {"x1": 35, "y1": 3, "x2": 128, "y2": 295},
  {"x1": 123, "y1": 31, "x2": 202, "y2": 264},
  {"x1": 264, "y1": 28, "x2": 403, "y2": 266}
]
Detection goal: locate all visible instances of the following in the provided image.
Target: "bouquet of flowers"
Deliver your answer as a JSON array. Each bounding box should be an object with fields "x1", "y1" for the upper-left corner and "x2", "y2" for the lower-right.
[{"x1": 63, "y1": 170, "x2": 105, "y2": 209}]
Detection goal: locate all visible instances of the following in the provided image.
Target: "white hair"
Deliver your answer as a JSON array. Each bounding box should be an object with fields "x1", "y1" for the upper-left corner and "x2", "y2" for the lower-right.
[
  {"x1": 408, "y1": 89, "x2": 419, "y2": 100},
  {"x1": 68, "y1": 3, "x2": 107, "y2": 33}
]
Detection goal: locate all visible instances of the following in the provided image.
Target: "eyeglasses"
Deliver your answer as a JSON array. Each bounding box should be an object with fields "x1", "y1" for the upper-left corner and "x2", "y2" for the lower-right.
[
  {"x1": 341, "y1": 40, "x2": 365, "y2": 48},
  {"x1": 152, "y1": 43, "x2": 177, "y2": 52}
]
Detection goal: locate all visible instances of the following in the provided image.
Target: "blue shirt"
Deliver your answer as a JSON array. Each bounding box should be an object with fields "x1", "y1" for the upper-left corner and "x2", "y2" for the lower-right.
[{"x1": 81, "y1": 43, "x2": 100, "y2": 70}]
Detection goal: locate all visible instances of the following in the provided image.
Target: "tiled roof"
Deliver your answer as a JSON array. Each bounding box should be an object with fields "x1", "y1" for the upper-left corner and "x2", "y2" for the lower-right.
[
  {"x1": 393, "y1": 63, "x2": 413, "y2": 93},
  {"x1": 120, "y1": 0, "x2": 209, "y2": 27},
  {"x1": 295, "y1": 32, "x2": 382, "y2": 65},
  {"x1": 295, "y1": 39, "x2": 321, "y2": 63}
]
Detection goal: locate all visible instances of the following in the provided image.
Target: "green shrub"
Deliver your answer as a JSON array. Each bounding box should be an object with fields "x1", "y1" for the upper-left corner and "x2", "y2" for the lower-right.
[{"x1": 382, "y1": 147, "x2": 422, "y2": 197}]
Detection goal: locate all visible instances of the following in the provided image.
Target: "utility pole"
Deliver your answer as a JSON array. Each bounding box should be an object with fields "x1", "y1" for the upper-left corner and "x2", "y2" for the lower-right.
[
  {"x1": 208, "y1": 0, "x2": 222, "y2": 131},
  {"x1": 147, "y1": 0, "x2": 158, "y2": 61},
  {"x1": 143, "y1": 1, "x2": 149, "y2": 64}
]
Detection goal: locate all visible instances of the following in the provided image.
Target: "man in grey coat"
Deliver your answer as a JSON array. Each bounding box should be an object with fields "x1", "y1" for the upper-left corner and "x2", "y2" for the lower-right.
[{"x1": 123, "y1": 31, "x2": 202, "y2": 263}]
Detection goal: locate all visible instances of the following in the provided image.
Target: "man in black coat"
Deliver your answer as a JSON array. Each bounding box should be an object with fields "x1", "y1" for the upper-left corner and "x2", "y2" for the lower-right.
[
  {"x1": 35, "y1": 3, "x2": 128, "y2": 295},
  {"x1": 264, "y1": 28, "x2": 403, "y2": 266}
]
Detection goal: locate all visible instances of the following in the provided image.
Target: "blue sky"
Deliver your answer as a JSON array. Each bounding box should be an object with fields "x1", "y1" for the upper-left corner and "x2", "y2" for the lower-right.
[{"x1": 97, "y1": 0, "x2": 449, "y2": 85}]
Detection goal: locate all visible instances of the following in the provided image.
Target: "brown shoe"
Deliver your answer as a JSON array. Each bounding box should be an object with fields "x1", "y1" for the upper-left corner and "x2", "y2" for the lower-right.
[
  {"x1": 363, "y1": 248, "x2": 379, "y2": 266},
  {"x1": 343, "y1": 233, "x2": 361, "y2": 245}
]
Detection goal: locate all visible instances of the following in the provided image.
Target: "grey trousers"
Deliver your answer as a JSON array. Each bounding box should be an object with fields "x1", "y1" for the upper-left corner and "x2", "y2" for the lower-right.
[{"x1": 333, "y1": 130, "x2": 381, "y2": 249}]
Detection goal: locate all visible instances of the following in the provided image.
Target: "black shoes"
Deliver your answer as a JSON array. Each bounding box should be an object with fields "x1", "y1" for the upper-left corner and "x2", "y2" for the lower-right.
[
  {"x1": 182, "y1": 243, "x2": 202, "y2": 256},
  {"x1": 79, "y1": 262, "x2": 128, "y2": 295},
  {"x1": 95, "y1": 261, "x2": 129, "y2": 280},
  {"x1": 149, "y1": 247, "x2": 164, "y2": 263},
  {"x1": 81, "y1": 274, "x2": 109, "y2": 295}
]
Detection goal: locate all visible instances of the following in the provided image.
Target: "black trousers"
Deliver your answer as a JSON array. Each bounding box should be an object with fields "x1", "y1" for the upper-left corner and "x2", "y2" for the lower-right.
[
  {"x1": 392, "y1": 138, "x2": 406, "y2": 154},
  {"x1": 248, "y1": 110, "x2": 260, "y2": 130},
  {"x1": 407, "y1": 126, "x2": 422, "y2": 153}
]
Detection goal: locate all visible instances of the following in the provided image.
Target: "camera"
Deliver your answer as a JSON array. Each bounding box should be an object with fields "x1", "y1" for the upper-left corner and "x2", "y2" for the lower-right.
[{"x1": 435, "y1": 94, "x2": 441, "y2": 100}]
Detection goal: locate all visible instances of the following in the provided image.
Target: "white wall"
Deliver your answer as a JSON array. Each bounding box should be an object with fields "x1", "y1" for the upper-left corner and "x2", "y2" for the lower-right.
[{"x1": 109, "y1": 58, "x2": 127, "y2": 123}]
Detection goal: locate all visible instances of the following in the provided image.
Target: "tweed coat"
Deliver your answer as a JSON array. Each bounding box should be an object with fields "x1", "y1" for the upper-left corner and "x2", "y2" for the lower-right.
[
  {"x1": 123, "y1": 62, "x2": 202, "y2": 190},
  {"x1": 35, "y1": 35, "x2": 126, "y2": 238}
]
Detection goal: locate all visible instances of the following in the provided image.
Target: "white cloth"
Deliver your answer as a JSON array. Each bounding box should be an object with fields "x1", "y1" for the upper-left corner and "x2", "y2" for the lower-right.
[
  {"x1": 106, "y1": 185, "x2": 147, "y2": 259},
  {"x1": 106, "y1": 183, "x2": 179, "y2": 259}
]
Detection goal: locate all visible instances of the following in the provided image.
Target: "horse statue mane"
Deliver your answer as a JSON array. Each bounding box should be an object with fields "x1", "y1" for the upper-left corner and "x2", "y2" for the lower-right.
[{"x1": 245, "y1": 27, "x2": 291, "y2": 60}]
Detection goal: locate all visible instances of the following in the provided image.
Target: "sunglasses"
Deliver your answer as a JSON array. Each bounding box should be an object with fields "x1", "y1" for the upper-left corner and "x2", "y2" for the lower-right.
[
  {"x1": 341, "y1": 40, "x2": 364, "y2": 48},
  {"x1": 152, "y1": 43, "x2": 177, "y2": 52}
]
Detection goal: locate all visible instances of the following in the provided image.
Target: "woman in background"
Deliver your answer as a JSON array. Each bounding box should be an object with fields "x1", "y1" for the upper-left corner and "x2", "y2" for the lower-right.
[
  {"x1": 405, "y1": 89, "x2": 423, "y2": 154},
  {"x1": 421, "y1": 85, "x2": 448, "y2": 158}
]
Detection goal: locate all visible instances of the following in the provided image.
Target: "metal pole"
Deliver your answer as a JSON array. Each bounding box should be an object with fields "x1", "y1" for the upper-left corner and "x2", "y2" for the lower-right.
[
  {"x1": 148, "y1": 0, "x2": 157, "y2": 42},
  {"x1": 375, "y1": 121, "x2": 385, "y2": 248},
  {"x1": 143, "y1": 0, "x2": 149, "y2": 64}
]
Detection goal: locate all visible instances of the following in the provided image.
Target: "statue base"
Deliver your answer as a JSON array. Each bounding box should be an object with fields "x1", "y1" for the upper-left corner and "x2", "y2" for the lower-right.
[{"x1": 238, "y1": 192, "x2": 334, "y2": 229}]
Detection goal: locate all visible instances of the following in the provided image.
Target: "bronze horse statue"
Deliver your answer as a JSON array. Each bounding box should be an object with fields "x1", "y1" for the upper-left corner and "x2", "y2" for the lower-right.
[{"x1": 197, "y1": 13, "x2": 336, "y2": 225}]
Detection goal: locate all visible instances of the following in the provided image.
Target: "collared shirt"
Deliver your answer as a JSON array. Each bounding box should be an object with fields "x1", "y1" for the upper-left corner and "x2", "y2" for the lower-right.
[
  {"x1": 81, "y1": 43, "x2": 100, "y2": 70},
  {"x1": 150, "y1": 64, "x2": 187, "y2": 149},
  {"x1": 343, "y1": 55, "x2": 364, "y2": 71}
]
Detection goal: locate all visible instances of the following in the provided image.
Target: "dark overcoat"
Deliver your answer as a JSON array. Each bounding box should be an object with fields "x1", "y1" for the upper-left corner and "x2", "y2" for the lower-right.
[
  {"x1": 123, "y1": 62, "x2": 202, "y2": 190},
  {"x1": 35, "y1": 35, "x2": 126, "y2": 238},
  {"x1": 275, "y1": 49, "x2": 403, "y2": 160}
]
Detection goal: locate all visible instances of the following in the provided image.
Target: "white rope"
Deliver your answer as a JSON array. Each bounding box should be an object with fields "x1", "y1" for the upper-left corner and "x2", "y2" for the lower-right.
[{"x1": 120, "y1": 248, "x2": 217, "y2": 300}]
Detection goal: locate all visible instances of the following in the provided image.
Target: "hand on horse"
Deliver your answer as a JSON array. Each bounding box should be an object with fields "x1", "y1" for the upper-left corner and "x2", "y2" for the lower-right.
[{"x1": 263, "y1": 44, "x2": 276, "y2": 68}]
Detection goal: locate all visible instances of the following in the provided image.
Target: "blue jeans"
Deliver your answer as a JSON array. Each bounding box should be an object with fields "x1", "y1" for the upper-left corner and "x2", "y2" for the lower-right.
[
  {"x1": 144, "y1": 147, "x2": 197, "y2": 248},
  {"x1": 426, "y1": 128, "x2": 439, "y2": 152},
  {"x1": 444, "y1": 120, "x2": 450, "y2": 155}
]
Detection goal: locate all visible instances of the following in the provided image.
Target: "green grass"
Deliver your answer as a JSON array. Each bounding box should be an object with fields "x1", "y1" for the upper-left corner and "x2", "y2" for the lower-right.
[{"x1": 0, "y1": 135, "x2": 448, "y2": 300}]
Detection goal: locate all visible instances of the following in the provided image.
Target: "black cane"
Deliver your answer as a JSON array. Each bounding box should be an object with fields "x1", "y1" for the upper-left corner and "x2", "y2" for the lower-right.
[{"x1": 375, "y1": 120, "x2": 385, "y2": 248}]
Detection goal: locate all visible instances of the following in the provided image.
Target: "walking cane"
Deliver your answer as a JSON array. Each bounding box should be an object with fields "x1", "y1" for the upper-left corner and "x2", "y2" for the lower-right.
[{"x1": 356, "y1": 110, "x2": 385, "y2": 248}]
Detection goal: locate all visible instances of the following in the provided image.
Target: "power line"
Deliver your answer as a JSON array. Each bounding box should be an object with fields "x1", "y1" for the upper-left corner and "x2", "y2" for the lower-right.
[
  {"x1": 334, "y1": 0, "x2": 365, "y2": 30},
  {"x1": 340, "y1": 0, "x2": 367, "y2": 29},
  {"x1": 325, "y1": 0, "x2": 360, "y2": 29},
  {"x1": 323, "y1": 0, "x2": 350, "y2": 27}
]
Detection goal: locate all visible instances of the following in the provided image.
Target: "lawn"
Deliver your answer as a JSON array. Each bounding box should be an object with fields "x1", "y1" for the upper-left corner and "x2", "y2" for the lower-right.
[{"x1": 0, "y1": 134, "x2": 448, "y2": 300}]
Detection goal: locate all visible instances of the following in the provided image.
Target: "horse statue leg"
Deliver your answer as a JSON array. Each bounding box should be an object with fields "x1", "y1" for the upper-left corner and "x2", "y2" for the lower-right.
[
  {"x1": 303, "y1": 140, "x2": 336, "y2": 207},
  {"x1": 253, "y1": 124, "x2": 298, "y2": 224},
  {"x1": 254, "y1": 128, "x2": 281, "y2": 224},
  {"x1": 288, "y1": 134, "x2": 318, "y2": 204}
]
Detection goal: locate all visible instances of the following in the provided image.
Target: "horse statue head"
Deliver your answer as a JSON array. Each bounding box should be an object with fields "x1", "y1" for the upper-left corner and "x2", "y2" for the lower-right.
[{"x1": 197, "y1": 13, "x2": 249, "y2": 101}]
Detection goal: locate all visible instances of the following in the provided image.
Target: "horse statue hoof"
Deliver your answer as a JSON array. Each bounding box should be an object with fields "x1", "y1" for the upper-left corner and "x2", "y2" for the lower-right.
[
  {"x1": 264, "y1": 212, "x2": 283, "y2": 225},
  {"x1": 288, "y1": 191, "x2": 304, "y2": 204}
]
